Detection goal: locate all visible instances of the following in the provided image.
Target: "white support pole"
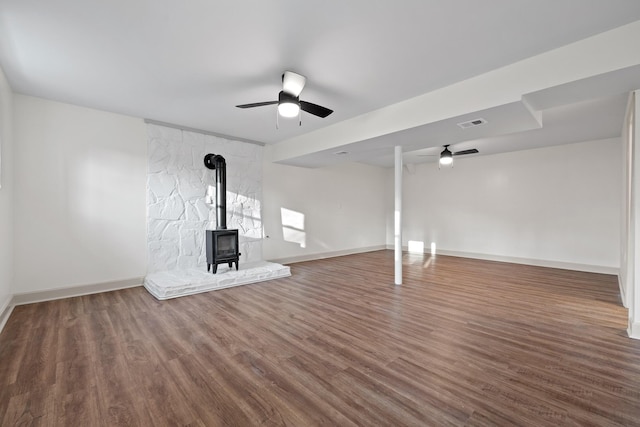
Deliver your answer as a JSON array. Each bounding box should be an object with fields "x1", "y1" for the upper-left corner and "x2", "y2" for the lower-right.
[
  {"x1": 630, "y1": 91, "x2": 640, "y2": 339},
  {"x1": 394, "y1": 146, "x2": 402, "y2": 285}
]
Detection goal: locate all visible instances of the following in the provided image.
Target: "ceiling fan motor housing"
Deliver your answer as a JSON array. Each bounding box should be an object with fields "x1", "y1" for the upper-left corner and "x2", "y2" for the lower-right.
[{"x1": 278, "y1": 91, "x2": 299, "y2": 105}]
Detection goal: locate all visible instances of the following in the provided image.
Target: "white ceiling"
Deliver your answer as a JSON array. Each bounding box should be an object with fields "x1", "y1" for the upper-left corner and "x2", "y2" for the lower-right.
[{"x1": 1, "y1": 1, "x2": 640, "y2": 167}]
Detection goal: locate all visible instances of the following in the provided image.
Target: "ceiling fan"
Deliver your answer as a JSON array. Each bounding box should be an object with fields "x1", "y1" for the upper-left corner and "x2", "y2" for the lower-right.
[
  {"x1": 419, "y1": 144, "x2": 479, "y2": 166},
  {"x1": 235, "y1": 71, "x2": 333, "y2": 124}
]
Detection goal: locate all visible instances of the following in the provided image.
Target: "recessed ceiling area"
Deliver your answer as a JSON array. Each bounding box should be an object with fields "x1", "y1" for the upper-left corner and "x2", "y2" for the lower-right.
[{"x1": 1, "y1": 1, "x2": 640, "y2": 168}]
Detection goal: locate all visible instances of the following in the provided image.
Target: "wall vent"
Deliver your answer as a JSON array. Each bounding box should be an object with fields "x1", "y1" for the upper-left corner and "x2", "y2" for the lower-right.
[{"x1": 457, "y1": 118, "x2": 488, "y2": 129}]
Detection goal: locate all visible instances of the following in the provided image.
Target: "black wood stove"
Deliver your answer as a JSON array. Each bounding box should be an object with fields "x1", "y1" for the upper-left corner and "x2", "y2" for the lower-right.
[{"x1": 204, "y1": 154, "x2": 240, "y2": 274}]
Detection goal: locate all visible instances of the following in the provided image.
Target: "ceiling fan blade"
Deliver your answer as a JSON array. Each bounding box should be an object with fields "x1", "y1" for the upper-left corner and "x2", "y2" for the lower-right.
[
  {"x1": 300, "y1": 101, "x2": 333, "y2": 118},
  {"x1": 453, "y1": 148, "x2": 479, "y2": 156},
  {"x1": 282, "y1": 71, "x2": 306, "y2": 96},
  {"x1": 236, "y1": 101, "x2": 278, "y2": 109}
]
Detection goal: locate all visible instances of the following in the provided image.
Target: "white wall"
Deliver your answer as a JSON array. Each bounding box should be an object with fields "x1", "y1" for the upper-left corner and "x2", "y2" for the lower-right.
[
  {"x1": 13, "y1": 95, "x2": 147, "y2": 293},
  {"x1": 263, "y1": 152, "x2": 388, "y2": 262},
  {"x1": 395, "y1": 138, "x2": 621, "y2": 272},
  {"x1": 0, "y1": 65, "x2": 14, "y2": 320}
]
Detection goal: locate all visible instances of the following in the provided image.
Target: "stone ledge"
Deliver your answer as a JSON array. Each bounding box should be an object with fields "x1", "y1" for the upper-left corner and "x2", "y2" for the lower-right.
[{"x1": 144, "y1": 261, "x2": 291, "y2": 300}]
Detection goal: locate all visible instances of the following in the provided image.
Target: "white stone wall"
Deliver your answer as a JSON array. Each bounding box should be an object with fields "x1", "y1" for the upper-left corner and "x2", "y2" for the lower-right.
[{"x1": 147, "y1": 123, "x2": 263, "y2": 273}]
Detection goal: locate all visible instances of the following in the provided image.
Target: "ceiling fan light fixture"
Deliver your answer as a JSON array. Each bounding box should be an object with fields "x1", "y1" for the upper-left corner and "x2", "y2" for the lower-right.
[
  {"x1": 439, "y1": 156, "x2": 453, "y2": 166},
  {"x1": 278, "y1": 101, "x2": 300, "y2": 117},
  {"x1": 439, "y1": 146, "x2": 453, "y2": 165},
  {"x1": 277, "y1": 91, "x2": 300, "y2": 118}
]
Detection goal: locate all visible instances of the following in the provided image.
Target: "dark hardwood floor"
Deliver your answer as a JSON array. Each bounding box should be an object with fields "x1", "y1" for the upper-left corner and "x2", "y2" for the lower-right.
[{"x1": 1, "y1": 250, "x2": 639, "y2": 426}]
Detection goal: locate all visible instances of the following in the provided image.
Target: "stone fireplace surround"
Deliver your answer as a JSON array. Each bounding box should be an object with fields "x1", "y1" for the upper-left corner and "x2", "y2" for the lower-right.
[{"x1": 143, "y1": 123, "x2": 289, "y2": 299}]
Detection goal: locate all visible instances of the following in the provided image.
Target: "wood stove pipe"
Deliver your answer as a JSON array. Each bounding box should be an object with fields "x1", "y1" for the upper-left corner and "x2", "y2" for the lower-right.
[{"x1": 204, "y1": 153, "x2": 227, "y2": 230}]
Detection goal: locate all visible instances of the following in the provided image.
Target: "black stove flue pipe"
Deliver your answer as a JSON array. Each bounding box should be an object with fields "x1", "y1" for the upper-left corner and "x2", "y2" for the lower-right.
[{"x1": 204, "y1": 154, "x2": 227, "y2": 230}]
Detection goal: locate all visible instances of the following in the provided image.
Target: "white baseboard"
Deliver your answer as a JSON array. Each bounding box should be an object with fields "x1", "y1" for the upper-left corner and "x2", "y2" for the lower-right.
[
  {"x1": 629, "y1": 321, "x2": 640, "y2": 340},
  {"x1": 269, "y1": 245, "x2": 387, "y2": 265},
  {"x1": 619, "y1": 275, "x2": 628, "y2": 308},
  {"x1": 388, "y1": 245, "x2": 618, "y2": 275},
  {"x1": 12, "y1": 277, "x2": 144, "y2": 306},
  {"x1": 0, "y1": 294, "x2": 15, "y2": 335}
]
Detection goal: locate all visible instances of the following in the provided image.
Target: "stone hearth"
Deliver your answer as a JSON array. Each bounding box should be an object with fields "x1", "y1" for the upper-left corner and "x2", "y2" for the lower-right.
[{"x1": 144, "y1": 261, "x2": 291, "y2": 300}]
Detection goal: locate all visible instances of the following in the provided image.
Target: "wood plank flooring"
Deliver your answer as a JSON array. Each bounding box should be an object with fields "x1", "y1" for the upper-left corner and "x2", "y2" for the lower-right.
[{"x1": 1, "y1": 250, "x2": 640, "y2": 426}]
